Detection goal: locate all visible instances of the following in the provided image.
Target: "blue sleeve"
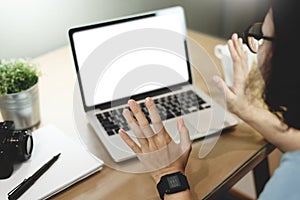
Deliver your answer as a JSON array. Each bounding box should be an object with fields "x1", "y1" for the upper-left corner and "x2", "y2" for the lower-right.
[{"x1": 258, "y1": 149, "x2": 300, "y2": 200}]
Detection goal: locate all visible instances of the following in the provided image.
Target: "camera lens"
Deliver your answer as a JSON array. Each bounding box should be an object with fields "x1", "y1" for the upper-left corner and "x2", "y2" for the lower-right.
[
  {"x1": 12, "y1": 130, "x2": 33, "y2": 161},
  {"x1": 26, "y1": 133, "x2": 33, "y2": 155}
]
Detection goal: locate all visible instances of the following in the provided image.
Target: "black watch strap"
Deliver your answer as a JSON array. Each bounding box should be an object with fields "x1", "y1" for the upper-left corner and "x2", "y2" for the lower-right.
[{"x1": 156, "y1": 172, "x2": 190, "y2": 200}]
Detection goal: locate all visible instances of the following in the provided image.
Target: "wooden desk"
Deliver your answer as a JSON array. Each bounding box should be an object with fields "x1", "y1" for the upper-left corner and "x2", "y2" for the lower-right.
[{"x1": 8, "y1": 30, "x2": 274, "y2": 199}]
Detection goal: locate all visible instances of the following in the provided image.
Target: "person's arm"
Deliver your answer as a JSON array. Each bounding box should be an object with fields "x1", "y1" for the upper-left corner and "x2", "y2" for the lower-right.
[
  {"x1": 164, "y1": 190, "x2": 193, "y2": 200},
  {"x1": 213, "y1": 33, "x2": 300, "y2": 152},
  {"x1": 119, "y1": 97, "x2": 193, "y2": 200},
  {"x1": 237, "y1": 104, "x2": 300, "y2": 152}
]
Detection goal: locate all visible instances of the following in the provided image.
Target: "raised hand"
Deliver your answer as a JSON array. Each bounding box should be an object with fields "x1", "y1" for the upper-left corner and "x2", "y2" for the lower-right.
[
  {"x1": 119, "y1": 97, "x2": 192, "y2": 183},
  {"x1": 213, "y1": 33, "x2": 251, "y2": 115}
]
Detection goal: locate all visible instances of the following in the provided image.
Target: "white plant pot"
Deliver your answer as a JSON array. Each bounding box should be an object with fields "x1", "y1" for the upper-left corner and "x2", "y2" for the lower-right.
[{"x1": 0, "y1": 83, "x2": 40, "y2": 130}]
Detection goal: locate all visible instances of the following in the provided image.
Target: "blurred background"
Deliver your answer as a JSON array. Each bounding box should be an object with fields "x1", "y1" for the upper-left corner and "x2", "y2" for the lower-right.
[{"x1": 0, "y1": 0, "x2": 270, "y2": 59}]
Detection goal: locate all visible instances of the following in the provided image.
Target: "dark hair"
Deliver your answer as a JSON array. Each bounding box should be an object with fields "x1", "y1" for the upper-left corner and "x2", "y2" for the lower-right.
[{"x1": 264, "y1": 0, "x2": 300, "y2": 129}]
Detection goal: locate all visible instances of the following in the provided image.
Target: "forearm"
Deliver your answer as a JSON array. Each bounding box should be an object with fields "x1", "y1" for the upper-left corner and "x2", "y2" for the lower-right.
[
  {"x1": 165, "y1": 190, "x2": 193, "y2": 200},
  {"x1": 237, "y1": 104, "x2": 300, "y2": 152}
]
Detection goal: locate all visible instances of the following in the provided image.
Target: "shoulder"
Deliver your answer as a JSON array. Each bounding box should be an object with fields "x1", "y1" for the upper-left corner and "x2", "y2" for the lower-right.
[{"x1": 258, "y1": 149, "x2": 300, "y2": 200}]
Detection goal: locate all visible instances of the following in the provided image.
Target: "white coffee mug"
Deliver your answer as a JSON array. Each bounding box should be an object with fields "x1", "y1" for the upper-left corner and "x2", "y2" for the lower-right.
[{"x1": 214, "y1": 44, "x2": 255, "y2": 87}]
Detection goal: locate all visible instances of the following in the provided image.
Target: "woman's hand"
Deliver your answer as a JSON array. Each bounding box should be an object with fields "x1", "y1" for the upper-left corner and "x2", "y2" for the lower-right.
[
  {"x1": 213, "y1": 33, "x2": 252, "y2": 115},
  {"x1": 119, "y1": 97, "x2": 192, "y2": 183}
]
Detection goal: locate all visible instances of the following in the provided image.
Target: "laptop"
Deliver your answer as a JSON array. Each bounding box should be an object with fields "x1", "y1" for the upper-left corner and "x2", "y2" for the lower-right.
[{"x1": 68, "y1": 6, "x2": 238, "y2": 162}]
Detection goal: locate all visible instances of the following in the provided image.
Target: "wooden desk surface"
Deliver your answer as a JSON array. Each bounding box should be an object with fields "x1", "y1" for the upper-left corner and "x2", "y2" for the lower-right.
[{"x1": 6, "y1": 30, "x2": 272, "y2": 200}]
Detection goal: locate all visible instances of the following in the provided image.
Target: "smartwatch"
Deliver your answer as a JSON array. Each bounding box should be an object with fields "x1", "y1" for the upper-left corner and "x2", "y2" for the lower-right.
[{"x1": 156, "y1": 172, "x2": 190, "y2": 200}]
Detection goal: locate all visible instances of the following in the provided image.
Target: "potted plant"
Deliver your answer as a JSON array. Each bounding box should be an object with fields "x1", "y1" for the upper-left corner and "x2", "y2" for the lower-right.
[{"x1": 0, "y1": 59, "x2": 41, "y2": 130}]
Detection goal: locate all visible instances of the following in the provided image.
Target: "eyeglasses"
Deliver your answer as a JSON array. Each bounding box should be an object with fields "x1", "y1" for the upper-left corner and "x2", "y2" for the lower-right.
[{"x1": 241, "y1": 22, "x2": 274, "y2": 53}]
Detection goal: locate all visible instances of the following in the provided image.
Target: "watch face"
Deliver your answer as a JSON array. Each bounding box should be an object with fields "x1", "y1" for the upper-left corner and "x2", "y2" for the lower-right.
[{"x1": 167, "y1": 175, "x2": 181, "y2": 189}]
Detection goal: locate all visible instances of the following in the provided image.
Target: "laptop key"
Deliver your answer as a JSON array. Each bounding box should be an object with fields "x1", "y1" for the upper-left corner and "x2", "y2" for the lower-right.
[{"x1": 106, "y1": 130, "x2": 114, "y2": 136}]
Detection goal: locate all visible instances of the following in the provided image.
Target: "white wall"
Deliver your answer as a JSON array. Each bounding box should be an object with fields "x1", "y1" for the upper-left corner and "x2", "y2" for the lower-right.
[
  {"x1": 0, "y1": 0, "x2": 269, "y2": 59},
  {"x1": 0, "y1": 0, "x2": 146, "y2": 58}
]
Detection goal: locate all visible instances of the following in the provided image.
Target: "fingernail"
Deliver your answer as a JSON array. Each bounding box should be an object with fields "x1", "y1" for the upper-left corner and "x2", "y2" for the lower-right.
[
  {"x1": 122, "y1": 109, "x2": 130, "y2": 118},
  {"x1": 145, "y1": 97, "x2": 152, "y2": 106},
  {"x1": 213, "y1": 76, "x2": 220, "y2": 83},
  {"x1": 233, "y1": 33, "x2": 238, "y2": 39},
  {"x1": 178, "y1": 117, "x2": 183, "y2": 129},
  {"x1": 119, "y1": 129, "x2": 126, "y2": 137},
  {"x1": 128, "y1": 99, "x2": 136, "y2": 108}
]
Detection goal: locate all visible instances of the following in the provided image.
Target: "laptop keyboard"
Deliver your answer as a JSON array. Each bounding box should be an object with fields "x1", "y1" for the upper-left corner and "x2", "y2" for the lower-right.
[{"x1": 96, "y1": 90, "x2": 211, "y2": 136}]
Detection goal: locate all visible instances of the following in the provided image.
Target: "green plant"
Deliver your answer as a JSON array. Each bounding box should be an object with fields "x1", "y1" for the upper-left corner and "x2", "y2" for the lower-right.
[{"x1": 0, "y1": 59, "x2": 39, "y2": 95}]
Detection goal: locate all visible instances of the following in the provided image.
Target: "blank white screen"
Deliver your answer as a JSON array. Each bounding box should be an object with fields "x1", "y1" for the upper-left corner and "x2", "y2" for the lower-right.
[{"x1": 72, "y1": 10, "x2": 189, "y2": 107}]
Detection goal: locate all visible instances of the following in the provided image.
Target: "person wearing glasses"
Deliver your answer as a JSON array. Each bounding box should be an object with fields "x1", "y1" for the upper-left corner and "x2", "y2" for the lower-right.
[{"x1": 119, "y1": 0, "x2": 300, "y2": 199}]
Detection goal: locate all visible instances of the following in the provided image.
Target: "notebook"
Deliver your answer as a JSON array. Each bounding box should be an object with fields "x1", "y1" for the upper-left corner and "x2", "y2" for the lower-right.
[
  {"x1": 0, "y1": 124, "x2": 103, "y2": 200},
  {"x1": 68, "y1": 6, "x2": 238, "y2": 162}
]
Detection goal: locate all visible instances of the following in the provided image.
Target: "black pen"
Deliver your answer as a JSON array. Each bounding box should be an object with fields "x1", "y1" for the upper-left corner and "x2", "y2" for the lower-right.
[{"x1": 8, "y1": 153, "x2": 61, "y2": 200}]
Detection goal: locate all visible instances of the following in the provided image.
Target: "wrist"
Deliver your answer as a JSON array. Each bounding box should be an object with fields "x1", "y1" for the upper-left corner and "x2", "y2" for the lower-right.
[
  {"x1": 164, "y1": 190, "x2": 192, "y2": 200},
  {"x1": 152, "y1": 167, "x2": 185, "y2": 184},
  {"x1": 156, "y1": 172, "x2": 190, "y2": 200},
  {"x1": 233, "y1": 101, "x2": 255, "y2": 120},
  {"x1": 241, "y1": 104, "x2": 257, "y2": 120}
]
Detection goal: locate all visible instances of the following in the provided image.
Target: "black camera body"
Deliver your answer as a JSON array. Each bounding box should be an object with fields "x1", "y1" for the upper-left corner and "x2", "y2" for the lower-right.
[{"x1": 0, "y1": 121, "x2": 33, "y2": 179}]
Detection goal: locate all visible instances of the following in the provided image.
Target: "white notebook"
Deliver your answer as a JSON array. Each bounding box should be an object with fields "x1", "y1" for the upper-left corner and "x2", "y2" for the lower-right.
[{"x1": 0, "y1": 124, "x2": 103, "y2": 200}]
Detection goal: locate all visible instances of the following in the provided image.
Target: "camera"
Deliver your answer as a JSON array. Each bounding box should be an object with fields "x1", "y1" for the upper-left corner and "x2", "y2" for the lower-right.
[{"x1": 0, "y1": 121, "x2": 33, "y2": 179}]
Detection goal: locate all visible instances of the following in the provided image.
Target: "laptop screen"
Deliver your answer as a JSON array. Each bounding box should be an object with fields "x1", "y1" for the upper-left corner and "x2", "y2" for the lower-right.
[{"x1": 69, "y1": 7, "x2": 191, "y2": 110}]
